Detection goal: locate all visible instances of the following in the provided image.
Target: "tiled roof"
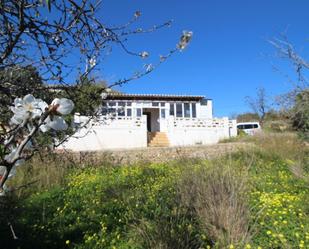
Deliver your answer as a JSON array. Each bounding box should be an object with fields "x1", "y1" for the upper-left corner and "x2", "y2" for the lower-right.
[{"x1": 106, "y1": 93, "x2": 205, "y2": 101}]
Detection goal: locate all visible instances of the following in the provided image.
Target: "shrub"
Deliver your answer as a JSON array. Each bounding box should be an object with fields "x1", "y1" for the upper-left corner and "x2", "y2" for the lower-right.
[
  {"x1": 178, "y1": 159, "x2": 251, "y2": 248},
  {"x1": 291, "y1": 90, "x2": 309, "y2": 140}
]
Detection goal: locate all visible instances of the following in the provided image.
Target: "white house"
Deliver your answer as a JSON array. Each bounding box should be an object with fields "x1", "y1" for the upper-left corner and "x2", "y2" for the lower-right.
[{"x1": 61, "y1": 93, "x2": 237, "y2": 151}]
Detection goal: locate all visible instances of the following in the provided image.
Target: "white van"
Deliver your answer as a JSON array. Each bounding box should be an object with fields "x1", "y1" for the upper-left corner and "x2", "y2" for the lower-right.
[{"x1": 236, "y1": 122, "x2": 261, "y2": 135}]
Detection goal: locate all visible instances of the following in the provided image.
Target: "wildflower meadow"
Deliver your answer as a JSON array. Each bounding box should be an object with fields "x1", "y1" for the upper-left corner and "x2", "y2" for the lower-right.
[{"x1": 1, "y1": 133, "x2": 308, "y2": 249}]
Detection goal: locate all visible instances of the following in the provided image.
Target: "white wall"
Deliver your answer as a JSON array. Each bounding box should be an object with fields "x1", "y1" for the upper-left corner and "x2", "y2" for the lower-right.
[
  {"x1": 61, "y1": 111, "x2": 237, "y2": 151},
  {"x1": 61, "y1": 116, "x2": 147, "y2": 151},
  {"x1": 166, "y1": 117, "x2": 237, "y2": 146},
  {"x1": 167, "y1": 128, "x2": 224, "y2": 146},
  {"x1": 199, "y1": 100, "x2": 213, "y2": 119}
]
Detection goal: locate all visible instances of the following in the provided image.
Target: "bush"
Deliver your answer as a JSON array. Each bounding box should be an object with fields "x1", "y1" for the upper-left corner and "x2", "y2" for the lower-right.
[
  {"x1": 291, "y1": 90, "x2": 309, "y2": 140},
  {"x1": 178, "y1": 159, "x2": 251, "y2": 248}
]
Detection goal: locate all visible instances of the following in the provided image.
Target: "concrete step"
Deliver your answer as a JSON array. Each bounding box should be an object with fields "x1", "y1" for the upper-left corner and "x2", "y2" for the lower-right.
[
  {"x1": 150, "y1": 140, "x2": 169, "y2": 143},
  {"x1": 149, "y1": 144, "x2": 169, "y2": 147},
  {"x1": 148, "y1": 132, "x2": 169, "y2": 147}
]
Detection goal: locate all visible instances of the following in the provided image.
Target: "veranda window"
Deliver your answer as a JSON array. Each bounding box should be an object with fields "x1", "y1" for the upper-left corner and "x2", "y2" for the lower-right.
[
  {"x1": 170, "y1": 103, "x2": 175, "y2": 116},
  {"x1": 192, "y1": 103, "x2": 196, "y2": 118},
  {"x1": 176, "y1": 103, "x2": 183, "y2": 117},
  {"x1": 136, "y1": 108, "x2": 142, "y2": 117},
  {"x1": 126, "y1": 108, "x2": 132, "y2": 117},
  {"x1": 184, "y1": 103, "x2": 190, "y2": 117},
  {"x1": 117, "y1": 108, "x2": 125, "y2": 116},
  {"x1": 101, "y1": 107, "x2": 107, "y2": 115},
  {"x1": 161, "y1": 109, "x2": 166, "y2": 119}
]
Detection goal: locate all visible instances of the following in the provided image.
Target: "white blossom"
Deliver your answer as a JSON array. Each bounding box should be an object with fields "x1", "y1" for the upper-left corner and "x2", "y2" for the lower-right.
[
  {"x1": 145, "y1": 64, "x2": 153, "y2": 72},
  {"x1": 51, "y1": 98, "x2": 74, "y2": 115},
  {"x1": 1, "y1": 94, "x2": 75, "y2": 191},
  {"x1": 89, "y1": 56, "x2": 96, "y2": 68},
  {"x1": 40, "y1": 115, "x2": 69, "y2": 132},
  {"x1": 177, "y1": 30, "x2": 193, "y2": 50},
  {"x1": 159, "y1": 55, "x2": 167, "y2": 62},
  {"x1": 140, "y1": 51, "x2": 149, "y2": 59},
  {"x1": 10, "y1": 94, "x2": 48, "y2": 124},
  {"x1": 40, "y1": 98, "x2": 74, "y2": 132}
]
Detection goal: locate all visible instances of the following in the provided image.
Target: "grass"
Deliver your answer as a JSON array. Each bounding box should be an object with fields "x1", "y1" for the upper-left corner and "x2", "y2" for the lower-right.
[{"x1": 1, "y1": 132, "x2": 308, "y2": 249}]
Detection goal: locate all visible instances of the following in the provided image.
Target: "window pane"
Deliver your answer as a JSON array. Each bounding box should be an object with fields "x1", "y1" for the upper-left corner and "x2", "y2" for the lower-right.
[
  {"x1": 127, "y1": 108, "x2": 132, "y2": 116},
  {"x1": 184, "y1": 103, "x2": 190, "y2": 117},
  {"x1": 170, "y1": 103, "x2": 175, "y2": 116},
  {"x1": 192, "y1": 103, "x2": 196, "y2": 118},
  {"x1": 109, "y1": 101, "x2": 116, "y2": 106},
  {"x1": 102, "y1": 102, "x2": 107, "y2": 107},
  {"x1": 126, "y1": 102, "x2": 132, "y2": 106},
  {"x1": 176, "y1": 103, "x2": 183, "y2": 117},
  {"x1": 118, "y1": 102, "x2": 125, "y2": 107},
  {"x1": 160, "y1": 102, "x2": 165, "y2": 107},
  {"x1": 152, "y1": 102, "x2": 159, "y2": 106},
  {"x1": 118, "y1": 108, "x2": 125, "y2": 116},
  {"x1": 201, "y1": 99, "x2": 208, "y2": 105},
  {"x1": 109, "y1": 108, "x2": 116, "y2": 114},
  {"x1": 102, "y1": 108, "x2": 107, "y2": 115},
  {"x1": 253, "y1": 124, "x2": 258, "y2": 128},
  {"x1": 136, "y1": 108, "x2": 142, "y2": 117},
  {"x1": 161, "y1": 109, "x2": 166, "y2": 119}
]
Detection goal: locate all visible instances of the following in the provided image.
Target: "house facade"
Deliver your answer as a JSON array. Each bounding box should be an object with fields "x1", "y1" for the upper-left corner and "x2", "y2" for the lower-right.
[{"x1": 61, "y1": 93, "x2": 237, "y2": 151}]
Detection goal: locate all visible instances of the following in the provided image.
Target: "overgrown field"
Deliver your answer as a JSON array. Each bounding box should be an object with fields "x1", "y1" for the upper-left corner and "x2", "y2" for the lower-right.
[{"x1": 1, "y1": 133, "x2": 309, "y2": 249}]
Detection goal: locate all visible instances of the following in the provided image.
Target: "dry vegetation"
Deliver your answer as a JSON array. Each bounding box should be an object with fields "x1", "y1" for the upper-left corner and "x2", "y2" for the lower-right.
[
  {"x1": 178, "y1": 159, "x2": 251, "y2": 247},
  {"x1": 1, "y1": 131, "x2": 308, "y2": 249}
]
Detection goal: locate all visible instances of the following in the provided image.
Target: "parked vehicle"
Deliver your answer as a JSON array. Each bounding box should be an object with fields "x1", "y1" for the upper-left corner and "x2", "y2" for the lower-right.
[{"x1": 237, "y1": 122, "x2": 261, "y2": 135}]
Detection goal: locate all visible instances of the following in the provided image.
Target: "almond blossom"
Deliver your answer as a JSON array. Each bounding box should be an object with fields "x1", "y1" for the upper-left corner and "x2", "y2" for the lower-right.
[
  {"x1": 50, "y1": 98, "x2": 74, "y2": 115},
  {"x1": 177, "y1": 30, "x2": 193, "y2": 50},
  {"x1": 40, "y1": 98, "x2": 74, "y2": 132},
  {"x1": 10, "y1": 94, "x2": 48, "y2": 125},
  {"x1": 0, "y1": 95, "x2": 75, "y2": 195}
]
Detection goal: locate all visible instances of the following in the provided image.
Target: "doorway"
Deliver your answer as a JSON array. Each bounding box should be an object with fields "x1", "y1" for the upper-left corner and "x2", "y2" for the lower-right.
[
  {"x1": 144, "y1": 112, "x2": 151, "y2": 132},
  {"x1": 143, "y1": 108, "x2": 160, "y2": 132}
]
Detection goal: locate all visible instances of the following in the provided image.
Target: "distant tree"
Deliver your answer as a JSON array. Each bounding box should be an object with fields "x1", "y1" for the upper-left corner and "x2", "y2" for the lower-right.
[
  {"x1": 236, "y1": 112, "x2": 260, "y2": 123},
  {"x1": 58, "y1": 77, "x2": 108, "y2": 116},
  {"x1": 245, "y1": 87, "x2": 270, "y2": 125},
  {"x1": 270, "y1": 35, "x2": 309, "y2": 138},
  {"x1": 290, "y1": 90, "x2": 309, "y2": 139},
  {"x1": 0, "y1": 65, "x2": 52, "y2": 123}
]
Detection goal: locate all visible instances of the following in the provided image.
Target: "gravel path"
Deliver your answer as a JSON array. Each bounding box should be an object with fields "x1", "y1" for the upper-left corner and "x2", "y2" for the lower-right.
[{"x1": 74, "y1": 142, "x2": 251, "y2": 165}]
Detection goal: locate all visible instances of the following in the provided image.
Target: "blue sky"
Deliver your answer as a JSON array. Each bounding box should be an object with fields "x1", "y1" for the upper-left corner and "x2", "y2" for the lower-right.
[{"x1": 92, "y1": 0, "x2": 309, "y2": 117}]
